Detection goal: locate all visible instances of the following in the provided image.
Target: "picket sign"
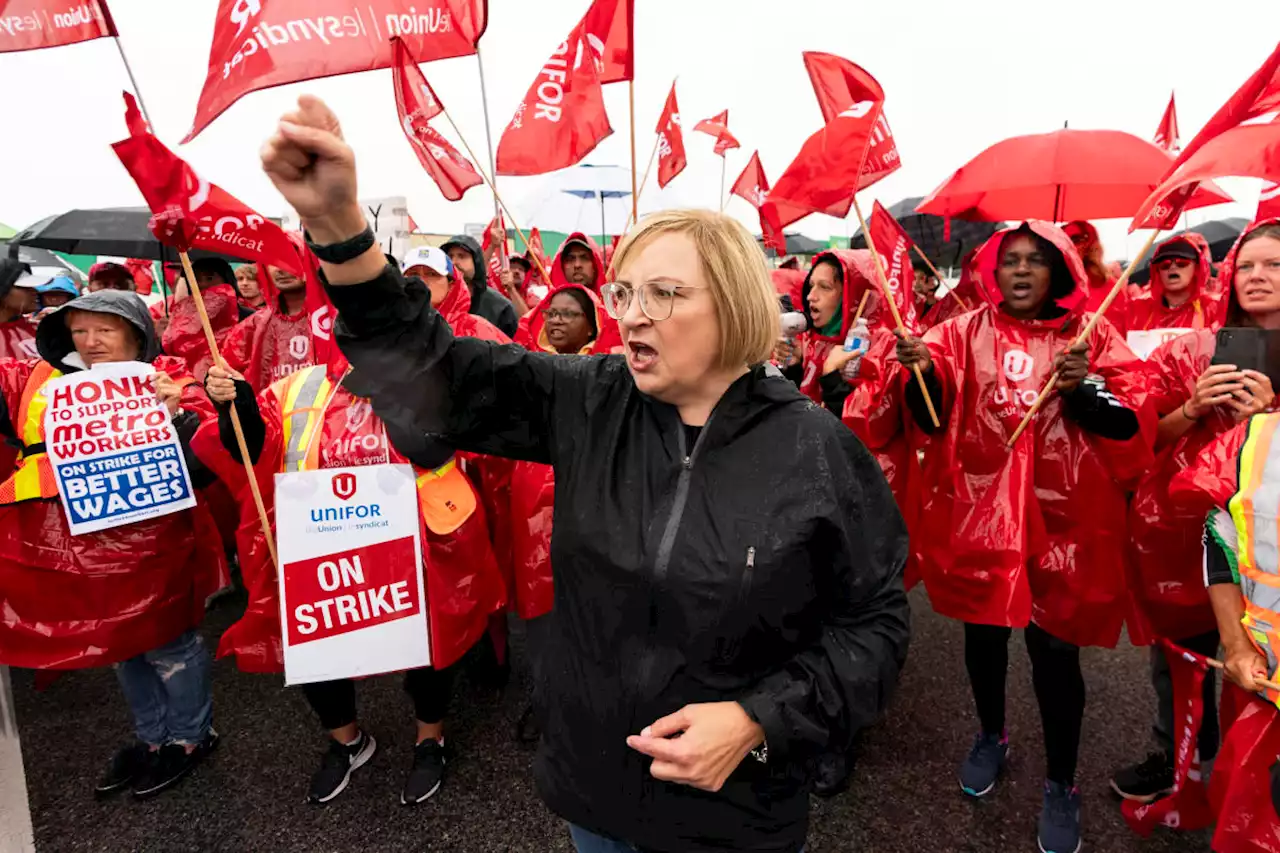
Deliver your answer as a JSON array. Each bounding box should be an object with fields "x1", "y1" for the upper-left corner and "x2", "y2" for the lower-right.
[
  {"x1": 1127, "y1": 328, "x2": 1194, "y2": 361},
  {"x1": 274, "y1": 463, "x2": 429, "y2": 685},
  {"x1": 42, "y1": 361, "x2": 196, "y2": 536}
]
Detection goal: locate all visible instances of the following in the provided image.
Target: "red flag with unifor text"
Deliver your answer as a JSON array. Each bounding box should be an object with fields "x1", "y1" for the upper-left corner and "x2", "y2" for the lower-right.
[
  {"x1": 495, "y1": 0, "x2": 632, "y2": 176},
  {"x1": 392, "y1": 36, "x2": 483, "y2": 202},
  {"x1": 1133, "y1": 42, "x2": 1280, "y2": 230},
  {"x1": 694, "y1": 110, "x2": 740, "y2": 156},
  {"x1": 655, "y1": 81, "x2": 687, "y2": 188},
  {"x1": 1120, "y1": 641, "x2": 1214, "y2": 836},
  {"x1": 769, "y1": 52, "x2": 901, "y2": 228},
  {"x1": 184, "y1": 0, "x2": 489, "y2": 143},
  {"x1": 730, "y1": 151, "x2": 785, "y2": 255},
  {"x1": 1154, "y1": 92, "x2": 1180, "y2": 153},
  {"x1": 0, "y1": 0, "x2": 115, "y2": 54},
  {"x1": 111, "y1": 91, "x2": 341, "y2": 367},
  {"x1": 866, "y1": 201, "x2": 919, "y2": 334}
]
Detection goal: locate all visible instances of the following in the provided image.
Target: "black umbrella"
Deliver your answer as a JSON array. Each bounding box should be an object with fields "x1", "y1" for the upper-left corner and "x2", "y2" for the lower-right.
[
  {"x1": 12, "y1": 207, "x2": 253, "y2": 264},
  {"x1": 1129, "y1": 217, "x2": 1250, "y2": 284},
  {"x1": 1, "y1": 241, "x2": 86, "y2": 284},
  {"x1": 757, "y1": 232, "x2": 827, "y2": 258},
  {"x1": 850, "y1": 196, "x2": 1006, "y2": 271}
]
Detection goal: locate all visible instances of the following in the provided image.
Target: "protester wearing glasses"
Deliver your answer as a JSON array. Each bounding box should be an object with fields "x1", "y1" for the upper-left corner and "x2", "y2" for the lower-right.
[
  {"x1": 1112, "y1": 219, "x2": 1280, "y2": 805},
  {"x1": 259, "y1": 94, "x2": 908, "y2": 853},
  {"x1": 1123, "y1": 236, "x2": 1221, "y2": 335}
]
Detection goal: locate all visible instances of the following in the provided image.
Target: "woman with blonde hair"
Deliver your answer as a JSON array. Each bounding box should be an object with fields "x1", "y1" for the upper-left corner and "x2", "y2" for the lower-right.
[{"x1": 259, "y1": 94, "x2": 909, "y2": 853}]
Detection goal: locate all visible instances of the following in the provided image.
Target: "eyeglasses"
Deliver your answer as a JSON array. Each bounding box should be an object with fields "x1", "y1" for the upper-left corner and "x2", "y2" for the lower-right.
[
  {"x1": 541, "y1": 308, "x2": 585, "y2": 322},
  {"x1": 1154, "y1": 258, "x2": 1193, "y2": 271},
  {"x1": 1068, "y1": 232, "x2": 1090, "y2": 246},
  {"x1": 600, "y1": 281, "x2": 703, "y2": 321}
]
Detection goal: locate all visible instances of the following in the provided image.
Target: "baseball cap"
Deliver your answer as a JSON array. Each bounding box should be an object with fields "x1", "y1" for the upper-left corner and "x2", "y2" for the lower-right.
[
  {"x1": 1153, "y1": 239, "x2": 1200, "y2": 263},
  {"x1": 401, "y1": 246, "x2": 454, "y2": 278},
  {"x1": 37, "y1": 276, "x2": 80, "y2": 298}
]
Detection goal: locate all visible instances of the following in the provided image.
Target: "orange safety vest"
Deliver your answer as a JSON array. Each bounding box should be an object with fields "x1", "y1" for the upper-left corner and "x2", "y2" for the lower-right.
[
  {"x1": 276, "y1": 366, "x2": 476, "y2": 535},
  {"x1": 0, "y1": 362, "x2": 61, "y2": 503}
]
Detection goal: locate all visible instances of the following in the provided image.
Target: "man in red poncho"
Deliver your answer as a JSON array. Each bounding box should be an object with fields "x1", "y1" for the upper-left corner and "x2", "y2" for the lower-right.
[
  {"x1": 1064, "y1": 220, "x2": 1128, "y2": 328},
  {"x1": 196, "y1": 245, "x2": 510, "y2": 806},
  {"x1": 0, "y1": 259, "x2": 40, "y2": 360},
  {"x1": 0, "y1": 290, "x2": 225, "y2": 800},
  {"x1": 549, "y1": 233, "x2": 605, "y2": 294},
  {"x1": 1113, "y1": 219, "x2": 1280, "y2": 806},
  {"x1": 160, "y1": 257, "x2": 242, "y2": 382},
  {"x1": 894, "y1": 221, "x2": 1153, "y2": 853}
]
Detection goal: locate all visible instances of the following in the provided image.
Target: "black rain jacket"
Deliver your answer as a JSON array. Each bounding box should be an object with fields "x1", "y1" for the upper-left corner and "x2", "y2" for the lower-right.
[
  {"x1": 325, "y1": 264, "x2": 910, "y2": 853},
  {"x1": 440, "y1": 233, "x2": 519, "y2": 337}
]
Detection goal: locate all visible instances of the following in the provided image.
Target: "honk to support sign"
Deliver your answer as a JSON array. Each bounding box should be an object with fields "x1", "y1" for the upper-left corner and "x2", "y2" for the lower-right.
[{"x1": 274, "y1": 463, "x2": 429, "y2": 684}]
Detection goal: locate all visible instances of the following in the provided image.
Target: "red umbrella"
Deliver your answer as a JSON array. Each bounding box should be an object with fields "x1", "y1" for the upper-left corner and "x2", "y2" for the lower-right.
[{"x1": 916, "y1": 128, "x2": 1233, "y2": 222}]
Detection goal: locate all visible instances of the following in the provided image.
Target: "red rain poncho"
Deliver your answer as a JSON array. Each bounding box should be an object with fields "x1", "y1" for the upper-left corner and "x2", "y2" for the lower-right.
[
  {"x1": 907, "y1": 221, "x2": 1154, "y2": 647},
  {"x1": 797, "y1": 250, "x2": 897, "y2": 404},
  {"x1": 509, "y1": 283, "x2": 621, "y2": 619},
  {"x1": 1065, "y1": 220, "x2": 1129, "y2": 328},
  {"x1": 1122, "y1": 234, "x2": 1221, "y2": 335},
  {"x1": 770, "y1": 268, "x2": 805, "y2": 310},
  {"x1": 549, "y1": 233, "x2": 606, "y2": 293},
  {"x1": 160, "y1": 283, "x2": 240, "y2": 382},
  {"x1": 0, "y1": 356, "x2": 226, "y2": 669},
  {"x1": 841, "y1": 327, "x2": 922, "y2": 588},
  {"x1": 919, "y1": 256, "x2": 982, "y2": 332},
  {"x1": 0, "y1": 317, "x2": 37, "y2": 360}
]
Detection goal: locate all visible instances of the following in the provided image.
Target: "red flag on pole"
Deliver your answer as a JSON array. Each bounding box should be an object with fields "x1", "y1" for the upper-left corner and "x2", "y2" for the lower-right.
[
  {"x1": 655, "y1": 81, "x2": 687, "y2": 188},
  {"x1": 184, "y1": 0, "x2": 488, "y2": 143},
  {"x1": 0, "y1": 0, "x2": 115, "y2": 53},
  {"x1": 867, "y1": 201, "x2": 919, "y2": 334},
  {"x1": 730, "y1": 151, "x2": 785, "y2": 255},
  {"x1": 769, "y1": 54, "x2": 900, "y2": 227},
  {"x1": 694, "y1": 110, "x2": 740, "y2": 156},
  {"x1": 495, "y1": 0, "x2": 625, "y2": 175},
  {"x1": 1121, "y1": 642, "x2": 1214, "y2": 835},
  {"x1": 1153, "y1": 92, "x2": 1181, "y2": 153},
  {"x1": 1133, "y1": 42, "x2": 1280, "y2": 229},
  {"x1": 481, "y1": 213, "x2": 506, "y2": 288},
  {"x1": 392, "y1": 37, "x2": 482, "y2": 201},
  {"x1": 1260, "y1": 180, "x2": 1280, "y2": 220}
]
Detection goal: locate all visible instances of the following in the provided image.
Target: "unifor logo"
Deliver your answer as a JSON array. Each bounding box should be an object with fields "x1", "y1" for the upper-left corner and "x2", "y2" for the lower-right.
[
  {"x1": 288, "y1": 334, "x2": 310, "y2": 360},
  {"x1": 310, "y1": 306, "x2": 333, "y2": 342},
  {"x1": 346, "y1": 400, "x2": 372, "y2": 433},
  {"x1": 331, "y1": 472, "x2": 357, "y2": 501},
  {"x1": 1003, "y1": 349, "x2": 1034, "y2": 382},
  {"x1": 229, "y1": 0, "x2": 262, "y2": 38}
]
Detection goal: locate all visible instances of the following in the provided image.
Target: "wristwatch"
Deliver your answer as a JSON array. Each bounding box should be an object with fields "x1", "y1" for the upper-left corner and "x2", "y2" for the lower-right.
[{"x1": 305, "y1": 225, "x2": 376, "y2": 264}]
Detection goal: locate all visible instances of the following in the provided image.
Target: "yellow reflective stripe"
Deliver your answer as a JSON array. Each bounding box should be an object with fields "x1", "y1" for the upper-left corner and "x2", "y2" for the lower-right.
[
  {"x1": 1231, "y1": 415, "x2": 1278, "y2": 578},
  {"x1": 415, "y1": 458, "x2": 457, "y2": 485},
  {"x1": 279, "y1": 366, "x2": 331, "y2": 473}
]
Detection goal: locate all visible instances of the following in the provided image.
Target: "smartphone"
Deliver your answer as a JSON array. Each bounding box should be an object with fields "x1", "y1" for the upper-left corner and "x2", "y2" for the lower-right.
[{"x1": 1212, "y1": 327, "x2": 1280, "y2": 380}]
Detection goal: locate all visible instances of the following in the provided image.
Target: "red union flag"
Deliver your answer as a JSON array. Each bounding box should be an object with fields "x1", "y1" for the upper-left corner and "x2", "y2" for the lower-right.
[
  {"x1": 392, "y1": 37, "x2": 482, "y2": 202},
  {"x1": 184, "y1": 0, "x2": 487, "y2": 143},
  {"x1": 1133, "y1": 43, "x2": 1280, "y2": 229},
  {"x1": 0, "y1": 0, "x2": 115, "y2": 53},
  {"x1": 730, "y1": 151, "x2": 785, "y2": 255},
  {"x1": 769, "y1": 54, "x2": 900, "y2": 227},
  {"x1": 111, "y1": 92, "x2": 307, "y2": 278},
  {"x1": 1153, "y1": 91, "x2": 1180, "y2": 153},
  {"x1": 655, "y1": 81, "x2": 686, "y2": 189},
  {"x1": 583, "y1": 0, "x2": 632, "y2": 84},
  {"x1": 694, "y1": 109, "x2": 740, "y2": 156},
  {"x1": 867, "y1": 200, "x2": 919, "y2": 333},
  {"x1": 482, "y1": 212, "x2": 506, "y2": 286},
  {"x1": 495, "y1": 4, "x2": 614, "y2": 175}
]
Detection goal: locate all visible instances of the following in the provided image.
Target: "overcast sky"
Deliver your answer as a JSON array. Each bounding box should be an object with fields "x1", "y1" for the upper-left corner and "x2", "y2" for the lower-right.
[{"x1": 2, "y1": 0, "x2": 1274, "y2": 263}]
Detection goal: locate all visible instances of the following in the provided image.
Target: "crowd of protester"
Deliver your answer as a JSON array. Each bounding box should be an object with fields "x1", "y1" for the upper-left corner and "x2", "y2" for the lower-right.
[{"x1": 3, "y1": 94, "x2": 1280, "y2": 853}]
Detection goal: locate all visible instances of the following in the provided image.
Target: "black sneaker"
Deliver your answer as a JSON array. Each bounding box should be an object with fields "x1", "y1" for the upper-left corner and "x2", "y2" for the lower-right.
[
  {"x1": 307, "y1": 732, "x2": 377, "y2": 804},
  {"x1": 1110, "y1": 750, "x2": 1174, "y2": 803},
  {"x1": 132, "y1": 730, "x2": 219, "y2": 800},
  {"x1": 401, "y1": 739, "x2": 447, "y2": 805},
  {"x1": 95, "y1": 742, "x2": 150, "y2": 798}
]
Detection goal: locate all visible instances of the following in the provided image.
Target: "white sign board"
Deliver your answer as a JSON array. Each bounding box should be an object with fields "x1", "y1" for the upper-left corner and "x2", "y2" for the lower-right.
[
  {"x1": 42, "y1": 361, "x2": 196, "y2": 535},
  {"x1": 274, "y1": 463, "x2": 429, "y2": 685},
  {"x1": 1127, "y1": 328, "x2": 1194, "y2": 361}
]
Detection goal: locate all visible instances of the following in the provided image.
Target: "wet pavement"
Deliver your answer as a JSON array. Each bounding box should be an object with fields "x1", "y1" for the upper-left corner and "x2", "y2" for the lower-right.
[{"x1": 13, "y1": 587, "x2": 1211, "y2": 852}]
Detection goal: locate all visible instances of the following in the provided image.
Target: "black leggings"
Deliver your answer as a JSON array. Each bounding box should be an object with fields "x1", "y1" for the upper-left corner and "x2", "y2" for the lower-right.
[
  {"x1": 964, "y1": 622, "x2": 1085, "y2": 786},
  {"x1": 301, "y1": 665, "x2": 458, "y2": 731}
]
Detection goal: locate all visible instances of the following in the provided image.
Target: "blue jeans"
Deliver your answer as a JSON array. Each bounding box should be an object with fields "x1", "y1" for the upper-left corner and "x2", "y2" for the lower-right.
[
  {"x1": 569, "y1": 824, "x2": 804, "y2": 853},
  {"x1": 113, "y1": 630, "x2": 212, "y2": 746}
]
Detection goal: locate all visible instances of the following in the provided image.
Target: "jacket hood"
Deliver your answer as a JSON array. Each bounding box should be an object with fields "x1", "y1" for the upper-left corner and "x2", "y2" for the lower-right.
[
  {"x1": 516, "y1": 281, "x2": 622, "y2": 354},
  {"x1": 442, "y1": 234, "x2": 486, "y2": 289},
  {"x1": 1218, "y1": 217, "x2": 1280, "y2": 326},
  {"x1": 36, "y1": 289, "x2": 160, "y2": 371},
  {"x1": 801, "y1": 249, "x2": 884, "y2": 341},
  {"x1": 257, "y1": 232, "x2": 320, "y2": 318},
  {"x1": 1147, "y1": 234, "x2": 1213, "y2": 307},
  {"x1": 435, "y1": 267, "x2": 476, "y2": 326},
  {"x1": 550, "y1": 232, "x2": 605, "y2": 292},
  {"x1": 975, "y1": 221, "x2": 1088, "y2": 320}
]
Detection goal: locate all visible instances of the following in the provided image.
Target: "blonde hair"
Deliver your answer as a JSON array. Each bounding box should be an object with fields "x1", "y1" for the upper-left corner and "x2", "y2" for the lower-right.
[{"x1": 611, "y1": 209, "x2": 778, "y2": 369}]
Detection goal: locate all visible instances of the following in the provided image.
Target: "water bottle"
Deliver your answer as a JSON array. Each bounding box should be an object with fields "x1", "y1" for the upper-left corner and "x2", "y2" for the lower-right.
[{"x1": 841, "y1": 318, "x2": 869, "y2": 380}]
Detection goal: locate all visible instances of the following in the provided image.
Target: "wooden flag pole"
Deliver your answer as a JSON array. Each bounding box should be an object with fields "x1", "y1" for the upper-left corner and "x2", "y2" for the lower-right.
[
  {"x1": 1204, "y1": 655, "x2": 1280, "y2": 693},
  {"x1": 629, "y1": 81, "x2": 640, "y2": 226},
  {"x1": 911, "y1": 245, "x2": 969, "y2": 310},
  {"x1": 852, "y1": 197, "x2": 940, "y2": 428},
  {"x1": 473, "y1": 49, "x2": 504, "y2": 240},
  {"x1": 607, "y1": 135, "x2": 661, "y2": 279},
  {"x1": 719, "y1": 156, "x2": 727, "y2": 212},
  {"x1": 851, "y1": 289, "x2": 872, "y2": 326},
  {"x1": 175, "y1": 251, "x2": 277, "y2": 569},
  {"x1": 437, "y1": 107, "x2": 554, "y2": 287},
  {"x1": 1004, "y1": 228, "x2": 1163, "y2": 447}
]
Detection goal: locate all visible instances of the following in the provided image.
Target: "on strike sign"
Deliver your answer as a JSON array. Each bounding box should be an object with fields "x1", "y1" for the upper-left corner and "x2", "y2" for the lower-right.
[
  {"x1": 274, "y1": 463, "x2": 429, "y2": 685},
  {"x1": 42, "y1": 361, "x2": 196, "y2": 536}
]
